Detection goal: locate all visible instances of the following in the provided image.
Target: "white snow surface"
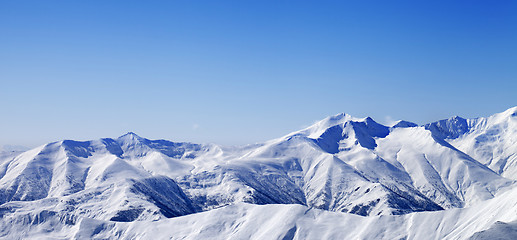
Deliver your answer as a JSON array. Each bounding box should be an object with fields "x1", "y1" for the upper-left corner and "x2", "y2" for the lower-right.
[{"x1": 1, "y1": 107, "x2": 517, "y2": 239}]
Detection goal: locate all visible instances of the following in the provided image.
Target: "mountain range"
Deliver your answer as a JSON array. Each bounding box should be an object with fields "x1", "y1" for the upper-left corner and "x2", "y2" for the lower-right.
[{"x1": 1, "y1": 107, "x2": 517, "y2": 239}]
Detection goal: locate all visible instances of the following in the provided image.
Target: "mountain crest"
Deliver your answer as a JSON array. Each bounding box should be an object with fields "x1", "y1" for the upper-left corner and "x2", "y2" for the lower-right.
[
  {"x1": 305, "y1": 115, "x2": 390, "y2": 153},
  {"x1": 117, "y1": 132, "x2": 148, "y2": 146},
  {"x1": 424, "y1": 116, "x2": 469, "y2": 140},
  {"x1": 392, "y1": 120, "x2": 418, "y2": 128},
  {"x1": 119, "y1": 132, "x2": 143, "y2": 140}
]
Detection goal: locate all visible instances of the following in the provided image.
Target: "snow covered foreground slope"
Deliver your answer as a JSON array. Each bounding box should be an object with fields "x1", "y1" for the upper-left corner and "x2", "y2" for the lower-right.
[
  {"x1": 32, "y1": 185, "x2": 517, "y2": 239},
  {"x1": 2, "y1": 176, "x2": 517, "y2": 239},
  {"x1": 1, "y1": 107, "x2": 517, "y2": 239}
]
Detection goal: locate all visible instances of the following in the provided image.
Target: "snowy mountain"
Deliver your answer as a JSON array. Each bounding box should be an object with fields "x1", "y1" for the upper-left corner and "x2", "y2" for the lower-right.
[
  {"x1": 426, "y1": 107, "x2": 517, "y2": 179},
  {"x1": 1, "y1": 107, "x2": 517, "y2": 239}
]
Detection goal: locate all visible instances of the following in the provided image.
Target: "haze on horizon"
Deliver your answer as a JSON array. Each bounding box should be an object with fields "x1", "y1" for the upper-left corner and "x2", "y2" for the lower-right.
[{"x1": 1, "y1": 1, "x2": 516, "y2": 148}]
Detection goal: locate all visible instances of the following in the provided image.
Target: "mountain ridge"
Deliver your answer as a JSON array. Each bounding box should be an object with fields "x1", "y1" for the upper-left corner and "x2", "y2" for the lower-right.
[{"x1": 1, "y1": 106, "x2": 517, "y2": 239}]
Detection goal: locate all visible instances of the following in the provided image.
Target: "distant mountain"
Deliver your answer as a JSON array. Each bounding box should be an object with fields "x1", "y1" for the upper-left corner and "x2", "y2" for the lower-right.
[
  {"x1": 0, "y1": 145, "x2": 29, "y2": 153},
  {"x1": 0, "y1": 145, "x2": 28, "y2": 166},
  {"x1": 1, "y1": 107, "x2": 517, "y2": 239}
]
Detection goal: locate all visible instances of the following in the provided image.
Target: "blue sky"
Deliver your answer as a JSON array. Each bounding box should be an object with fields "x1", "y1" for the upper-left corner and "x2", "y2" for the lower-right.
[{"x1": 1, "y1": 1, "x2": 516, "y2": 147}]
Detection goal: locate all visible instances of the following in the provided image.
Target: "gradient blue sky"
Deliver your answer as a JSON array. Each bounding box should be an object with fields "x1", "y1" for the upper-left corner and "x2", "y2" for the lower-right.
[{"x1": 1, "y1": 1, "x2": 516, "y2": 147}]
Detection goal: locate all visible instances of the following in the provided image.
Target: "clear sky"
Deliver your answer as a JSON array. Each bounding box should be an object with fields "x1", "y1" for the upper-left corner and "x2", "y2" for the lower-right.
[{"x1": 1, "y1": 1, "x2": 516, "y2": 147}]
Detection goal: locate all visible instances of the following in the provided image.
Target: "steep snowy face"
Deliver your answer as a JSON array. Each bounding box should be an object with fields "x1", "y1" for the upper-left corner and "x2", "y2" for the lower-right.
[
  {"x1": 426, "y1": 107, "x2": 517, "y2": 179},
  {"x1": 240, "y1": 135, "x2": 443, "y2": 216},
  {"x1": 376, "y1": 127, "x2": 511, "y2": 208},
  {"x1": 0, "y1": 144, "x2": 62, "y2": 204}
]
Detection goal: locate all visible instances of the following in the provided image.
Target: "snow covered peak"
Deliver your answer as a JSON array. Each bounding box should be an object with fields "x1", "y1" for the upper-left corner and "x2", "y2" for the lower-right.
[
  {"x1": 290, "y1": 114, "x2": 390, "y2": 152},
  {"x1": 311, "y1": 113, "x2": 356, "y2": 129},
  {"x1": 391, "y1": 120, "x2": 418, "y2": 128},
  {"x1": 424, "y1": 116, "x2": 469, "y2": 139},
  {"x1": 116, "y1": 132, "x2": 149, "y2": 151},
  {"x1": 118, "y1": 132, "x2": 144, "y2": 141},
  {"x1": 297, "y1": 113, "x2": 383, "y2": 139}
]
